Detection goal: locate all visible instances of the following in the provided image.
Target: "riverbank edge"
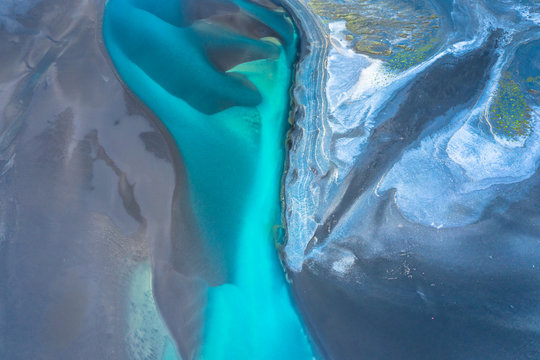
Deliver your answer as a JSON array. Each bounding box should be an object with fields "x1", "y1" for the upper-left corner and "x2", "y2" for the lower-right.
[{"x1": 276, "y1": 0, "x2": 330, "y2": 358}]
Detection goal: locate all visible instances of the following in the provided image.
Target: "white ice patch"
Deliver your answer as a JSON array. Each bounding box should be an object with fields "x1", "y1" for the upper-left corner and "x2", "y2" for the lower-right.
[
  {"x1": 328, "y1": 20, "x2": 347, "y2": 35},
  {"x1": 326, "y1": 47, "x2": 370, "y2": 113},
  {"x1": 350, "y1": 60, "x2": 387, "y2": 99},
  {"x1": 513, "y1": 2, "x2": 540, "y2": 26},
  {"x1": 447, "y1": 110, "x2": 540, "y2": 190},
  {"x1": 331, "y1": 254, "x2": 356, "y2": 275},
  {"x1": 378, "y1": 105, "x2": 540, "y2": 228},
  {"x1": 325, "y1": 40, "x2": 397, "y2": 181},
  {"x1": 334, "y1": 136, "x2": 363, "y2": 165}
]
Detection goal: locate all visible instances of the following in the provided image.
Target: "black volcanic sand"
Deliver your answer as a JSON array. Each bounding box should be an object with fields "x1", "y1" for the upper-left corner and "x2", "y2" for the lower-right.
[
  {"x1": 286, "y1": 25, "x2": 540, "y2": 359},
  {"x1": 293, "y1": 175, "x2": 540, "y2": 359},
  {"x1": 294, "y1": 163, "x2": 540, "y2": 359},
  {"x1": 292, "y1": 251, "x2": 540, "y2": 360},
  {"x1": 0, "y1": 0, "x2": 197, "y2": 358}
]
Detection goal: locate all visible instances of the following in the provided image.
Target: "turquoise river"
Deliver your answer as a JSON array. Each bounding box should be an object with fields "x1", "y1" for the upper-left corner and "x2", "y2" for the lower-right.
[{"x1": 103, "y1": 0, "x2": 314, "y2": 358}]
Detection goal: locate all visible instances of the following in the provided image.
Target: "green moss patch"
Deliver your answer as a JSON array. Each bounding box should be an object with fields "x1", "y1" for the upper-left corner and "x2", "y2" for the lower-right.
[
  {"x1": 489, "y1": 73, "x2": 533, "y2": 140},
  {"x1": 308, "y1": 0, "x2": 440, "y2": 69},
  {"x1": 386, "y1": 37, "x2": 438, "y2": 71}
]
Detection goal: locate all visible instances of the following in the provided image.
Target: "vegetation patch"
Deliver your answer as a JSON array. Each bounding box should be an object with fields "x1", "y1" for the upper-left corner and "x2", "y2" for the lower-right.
[
  {"x1": 386, "y1": 37, "x2": 438, "y2": 71},
  {"x1": 489, "y1": 72, "x2": 533, "y2": 140},
  {"x1": 308, "y1": 0, "x2": 440, "y2": 69}
]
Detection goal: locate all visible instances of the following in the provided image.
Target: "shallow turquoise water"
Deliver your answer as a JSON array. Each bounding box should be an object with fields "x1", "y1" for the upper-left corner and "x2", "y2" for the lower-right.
[
  {"x1": 126, "y1": 263, "x2": 181, "y2": 360},
  {"x1": 103, "y1": 0, "x2": 313, "y2": 358}
]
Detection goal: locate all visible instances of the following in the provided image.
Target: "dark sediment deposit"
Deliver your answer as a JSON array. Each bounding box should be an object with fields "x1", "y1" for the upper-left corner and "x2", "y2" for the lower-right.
[{"x1": 0, "y1": 0, "x2": 187, "y2": 358}]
